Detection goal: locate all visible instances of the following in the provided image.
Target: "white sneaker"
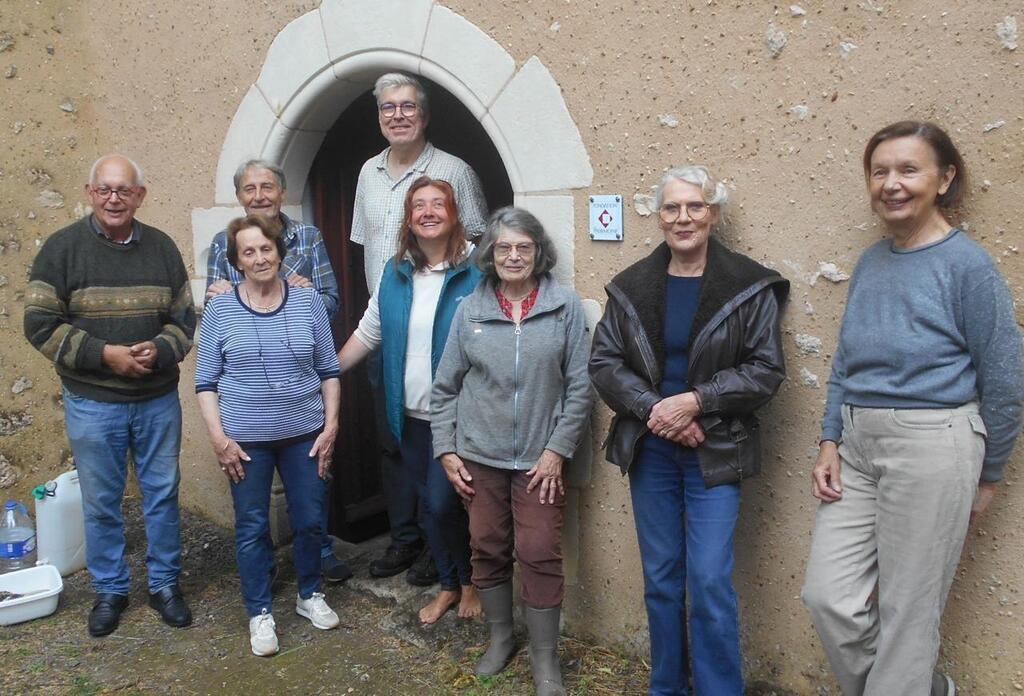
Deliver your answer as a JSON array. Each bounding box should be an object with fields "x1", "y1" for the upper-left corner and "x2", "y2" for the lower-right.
[
  {"x1": 248, "y1": 610, "x2": 279, "y2": 656},
  {"x1": 295, "y1": 592, "x2": 339, "y2": 630}
]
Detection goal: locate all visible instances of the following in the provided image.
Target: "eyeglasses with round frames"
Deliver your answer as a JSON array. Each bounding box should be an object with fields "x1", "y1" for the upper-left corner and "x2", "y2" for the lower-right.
[
  {"x1": 91, "y1": 186, "x2": 140, "y2": 200},
  {"x1": 378, "y1": 101, "x2": 419, "y2": 119},
  {"x1": 494, "y1": 242, "x2": 536, "y2": 258},
  {"x1": 659, "y1": 202, "x2": 710, "y2": 223}
]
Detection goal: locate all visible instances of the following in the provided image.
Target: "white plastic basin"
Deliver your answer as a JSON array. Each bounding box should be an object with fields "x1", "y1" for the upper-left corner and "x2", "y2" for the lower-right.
[{"x1": 0, "y1": 564, "x2": 63, "y2": 625}]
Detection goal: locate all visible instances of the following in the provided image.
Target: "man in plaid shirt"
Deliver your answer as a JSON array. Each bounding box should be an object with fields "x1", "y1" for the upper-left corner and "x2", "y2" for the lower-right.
[
  {"x1": 205, "y1": 158, "x2": 351, "y2": 583},
  {"x1": 351, "y1": 72, "x2": 488, "y2": 584},
  {"x1": 351, "y1": 73, "x2": 488, "y2": 294},
  {"x1": 205, "y1": 159, "x2": 339, "y2": 315}
]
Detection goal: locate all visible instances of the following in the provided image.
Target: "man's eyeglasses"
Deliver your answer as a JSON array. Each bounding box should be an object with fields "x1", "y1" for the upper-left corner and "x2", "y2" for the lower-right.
[
  {"x1": 91, "y1": 186, "x2": 139, "y2": 200},
  {"x1": 379, "y1": 101, "x2": 419, "y2": 119},
  {"x1": 494, "y1": 242, "x2": 536, "y2": 258},
  {"x1": 659, "y1": 202, "x2": 710, "y2": 223}
]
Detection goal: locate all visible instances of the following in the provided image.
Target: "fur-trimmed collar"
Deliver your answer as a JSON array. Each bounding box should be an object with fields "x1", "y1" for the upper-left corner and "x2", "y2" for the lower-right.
[{"x1": 607, "y1": 237, "x2": 789, "y2": 372}]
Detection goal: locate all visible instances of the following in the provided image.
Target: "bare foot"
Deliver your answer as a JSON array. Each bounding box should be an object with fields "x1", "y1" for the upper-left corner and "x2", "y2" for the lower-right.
[
  {"x1": 457, "y1": 584, "x2": 481, "y2": 619},
  {"x1": 419, "y1": 589, "x2": 461, "y2": 624}
]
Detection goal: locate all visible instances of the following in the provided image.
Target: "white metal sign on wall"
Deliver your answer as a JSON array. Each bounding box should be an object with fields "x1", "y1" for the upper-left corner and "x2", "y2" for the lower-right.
[{"x1": 589, "y1": 195, "x2": 623, "y2": 241}]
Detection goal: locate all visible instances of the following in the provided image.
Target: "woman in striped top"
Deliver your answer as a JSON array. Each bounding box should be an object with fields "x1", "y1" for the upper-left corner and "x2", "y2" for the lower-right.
[{"x1": 195, "y1": 214, "x2": 341, "y2": 657}]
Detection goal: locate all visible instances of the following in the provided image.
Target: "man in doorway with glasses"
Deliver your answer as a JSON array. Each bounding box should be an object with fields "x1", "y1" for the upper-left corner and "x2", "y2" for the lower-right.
[
  {"x1": 351, "y1": 72, "x2": 488, "y2": 585},
  {"x1": 24, "y1": 154, "x2": 196, "y2": 637},
  {"x1": 205, "y1": 159, "x2": 351, "y2": 585}
]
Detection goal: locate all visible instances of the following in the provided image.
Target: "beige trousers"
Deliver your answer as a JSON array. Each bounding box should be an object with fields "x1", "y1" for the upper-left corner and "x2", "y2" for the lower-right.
[{"x1": 802, "y1": 403, "x2": 986, "y2": 696}]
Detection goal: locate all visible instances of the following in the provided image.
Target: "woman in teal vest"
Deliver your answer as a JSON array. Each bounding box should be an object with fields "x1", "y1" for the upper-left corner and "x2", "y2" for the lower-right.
[{"x1": 337, "y1": 176, "x2": 483, "y2": 623}]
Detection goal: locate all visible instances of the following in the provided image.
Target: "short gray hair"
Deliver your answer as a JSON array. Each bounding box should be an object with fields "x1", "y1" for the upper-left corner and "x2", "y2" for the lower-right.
[
  {"x1": 373, "y1": 72, "x2": 430, "y2": 120},
  {"x1": 477, "y1": 207, "x2": 558, "y2": 280},
  {"x1": 654, "y1": 165, "x2": 729, "y2": 211},
  {"x1": 89, "y1": 155, "x2": 144, "y2": 186},
  {"x1": 233, "y1": 159, "x2": 286, "y2": 193}
]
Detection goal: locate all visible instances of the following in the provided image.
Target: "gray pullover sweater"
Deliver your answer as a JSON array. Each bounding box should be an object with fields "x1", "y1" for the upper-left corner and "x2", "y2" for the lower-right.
[
  {"x1": 822, "y1": 229, "x2": 1023, "y2": 481},
  {"x1": 431, "y1": 274, "x2": 593, "y2": 469}
]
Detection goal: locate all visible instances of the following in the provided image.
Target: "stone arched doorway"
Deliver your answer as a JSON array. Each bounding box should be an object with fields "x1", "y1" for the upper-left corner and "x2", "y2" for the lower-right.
[
  {"x1": 188, "y1": 0, "x2": 595, "y2": 545},
  {"x1": 190, "y1": 0, "x2": 593, "y2": 301}
]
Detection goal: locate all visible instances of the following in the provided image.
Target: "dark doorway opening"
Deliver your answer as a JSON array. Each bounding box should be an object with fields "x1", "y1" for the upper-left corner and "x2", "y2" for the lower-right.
[{"x1": 309, "y1": 77, "x2": 513, "y2": 543}]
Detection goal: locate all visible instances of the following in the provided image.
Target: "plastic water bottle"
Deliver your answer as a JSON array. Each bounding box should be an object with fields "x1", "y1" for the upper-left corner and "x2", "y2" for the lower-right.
[{"x1": 0, "y1": 500, "x2": 37, "y2": 573}]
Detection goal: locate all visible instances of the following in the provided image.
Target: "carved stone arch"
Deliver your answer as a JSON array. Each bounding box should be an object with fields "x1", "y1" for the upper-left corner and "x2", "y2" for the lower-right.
[{"x1": 190, "y1": 0, "x2": 593, "y2": 299}]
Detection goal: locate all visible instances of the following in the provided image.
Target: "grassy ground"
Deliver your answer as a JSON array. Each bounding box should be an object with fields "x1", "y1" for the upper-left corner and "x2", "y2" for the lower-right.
[
  {"x1": 0, "y1": 497, "x2": 654, "y2": 695},
  {"x1": 0, "y1": 497, "x2": 808, "y2": 695}
]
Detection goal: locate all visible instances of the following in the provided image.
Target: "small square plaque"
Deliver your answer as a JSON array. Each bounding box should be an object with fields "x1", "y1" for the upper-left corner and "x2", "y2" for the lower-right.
[{"x1": 589, "y1": 195, "x2": 623, "y2": 241}]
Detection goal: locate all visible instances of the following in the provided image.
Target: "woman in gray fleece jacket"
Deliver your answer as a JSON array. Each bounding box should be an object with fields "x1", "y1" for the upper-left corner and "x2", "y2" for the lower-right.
[{"x1": 431, "y1": 207, "x2": 592, "y2": 696}]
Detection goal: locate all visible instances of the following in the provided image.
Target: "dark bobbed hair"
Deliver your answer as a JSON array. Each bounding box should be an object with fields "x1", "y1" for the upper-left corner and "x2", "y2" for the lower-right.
[
  {"x1": 862, "y1": 120, "x2": 967, "y2": 208},
  {"x1": 395, "y1": 176, "x2": 467, "y2": 273},
  {"x1": 225, "y1": 214, "x2": 287, "y2": 274},
  {"x1": 476, "y1": 207, "x2": 557, "y2": 281}
]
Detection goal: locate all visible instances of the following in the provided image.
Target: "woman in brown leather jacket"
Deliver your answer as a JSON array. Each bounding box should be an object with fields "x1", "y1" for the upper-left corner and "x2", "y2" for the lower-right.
[{"x1": 589, "y1": 165, "x2": 788, "y2": 696}]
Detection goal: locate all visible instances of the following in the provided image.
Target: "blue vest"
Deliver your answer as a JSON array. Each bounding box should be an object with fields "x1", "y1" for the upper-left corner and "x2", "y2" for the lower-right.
[{"x1": 377, "y1": 255, "x2": 483, "y2": 440}]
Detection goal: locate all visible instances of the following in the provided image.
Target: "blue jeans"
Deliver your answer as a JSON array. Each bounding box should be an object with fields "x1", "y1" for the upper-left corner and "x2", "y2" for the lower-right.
[
  {"x1": 320, "y1": 482, "x2": 334, "y2": 560},
  {"x1": 230, "y1": 436, "x2": 324, "y2": 617},
  {"x1": 629, "y1": 436, "x2": 743, "y2": 696},
  {"x1": 63, "y1": 388, "x2": 183, "y2": 595},
  {"x1": 399, "y1": 418, "x2": 471, "y2": 589}
]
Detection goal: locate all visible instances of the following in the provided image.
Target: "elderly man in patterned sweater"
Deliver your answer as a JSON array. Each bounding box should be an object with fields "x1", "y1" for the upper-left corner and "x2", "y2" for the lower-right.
[{"x1": 24, "y1": 154, "x2": 195, "y2": 637}]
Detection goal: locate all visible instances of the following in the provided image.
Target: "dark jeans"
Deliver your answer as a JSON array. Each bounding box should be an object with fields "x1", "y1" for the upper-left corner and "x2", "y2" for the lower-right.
[
  {"x1": 464, "y1": 460, "x2": 564, "y2": 609},
  {"x1": 398, "y1": 418, "x2": 471, "y2": 590},
  {"x1": 629, "y1": 437, "x2": 743, "y2": 696},
  {"x1": 369, "y1": 351, "x2": 419, "y2": 548},
  {"x1": 230, "y1": 436, "x2": 324, "y2": 617}
]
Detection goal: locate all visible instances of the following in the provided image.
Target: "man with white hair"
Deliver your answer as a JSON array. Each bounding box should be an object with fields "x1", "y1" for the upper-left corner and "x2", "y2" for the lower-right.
[
  {"x1": 25, "y1": 154, "x2": 195, "y2": 637},
  {"x1": 352, "y1": 72, "x2": 488, "y2": 583}
]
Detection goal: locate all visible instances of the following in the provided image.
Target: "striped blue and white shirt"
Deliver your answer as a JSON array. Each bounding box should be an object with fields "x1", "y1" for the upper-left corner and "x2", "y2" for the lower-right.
[{"x1": 195, "y1": 284, "x2": 340, "y2": 444}]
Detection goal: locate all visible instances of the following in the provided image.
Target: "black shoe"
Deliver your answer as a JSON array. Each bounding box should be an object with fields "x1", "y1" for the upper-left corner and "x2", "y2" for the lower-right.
[
  {"x1": 321, "y1": 554, "x2": 354, "y2": 583},
  {"x1": 148, "y1": 584, "x2": 193, "y2": 628},
  {"x1": 368, "y1": 543, "x2": 422, "y2": 578},
  {"x1": 88, "y1": 593, "x2": 129, "y2": 637},
  {"x1": 405, "y1": 548, "x2": 439, "y2": 587}
]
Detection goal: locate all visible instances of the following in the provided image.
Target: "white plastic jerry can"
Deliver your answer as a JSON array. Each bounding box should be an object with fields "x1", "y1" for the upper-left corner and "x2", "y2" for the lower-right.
[{"x1": 33, "y1": 470, "x2": 87, "y2": 577}]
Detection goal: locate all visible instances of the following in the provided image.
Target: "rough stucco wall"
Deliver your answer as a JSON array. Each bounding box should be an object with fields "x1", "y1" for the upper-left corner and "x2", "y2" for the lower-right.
[
  {"x1": 445, "y1": 2, "x2": 1024, "y2": 693},
  {"x1": 0, "y1": 0, "x2": 319, "y2": 527},
  {"x1": 1, "y1": 1, "x2": 1021, "y2": 693}
]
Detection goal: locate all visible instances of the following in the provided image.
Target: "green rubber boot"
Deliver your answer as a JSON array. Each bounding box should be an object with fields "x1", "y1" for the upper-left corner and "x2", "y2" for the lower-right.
[
  {"x1": 524, "y1": 605, "x2": 565, "y2": 696},
  {"x1": 475, "y1": 582, "x2": 517, "y2": 676}
]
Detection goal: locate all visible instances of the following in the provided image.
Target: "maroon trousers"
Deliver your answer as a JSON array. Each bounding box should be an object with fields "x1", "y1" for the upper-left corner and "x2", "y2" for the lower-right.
[{"x1": 464, "y1": 460, "x2": 565, "y2": 609}]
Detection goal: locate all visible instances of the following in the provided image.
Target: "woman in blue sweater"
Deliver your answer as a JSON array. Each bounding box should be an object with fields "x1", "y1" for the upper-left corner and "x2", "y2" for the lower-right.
[
  {"x1": 802, "y1": 121, "x2": 1024, "y2": 696},
  {"x1": 196, "y1": 214, "x2": 341, "y2": 657},
  {"x1": 337, "y1": 176, "x2": 483, "y2": 624}
]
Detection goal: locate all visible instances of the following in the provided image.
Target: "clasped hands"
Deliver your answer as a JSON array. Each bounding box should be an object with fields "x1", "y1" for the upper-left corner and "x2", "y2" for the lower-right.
[
  {"x1": 647, "y1": 391, "x2": 704, "y2": 447},
  {"x1": 102, "y1": 341, "x2": 158, "y2": 377}
]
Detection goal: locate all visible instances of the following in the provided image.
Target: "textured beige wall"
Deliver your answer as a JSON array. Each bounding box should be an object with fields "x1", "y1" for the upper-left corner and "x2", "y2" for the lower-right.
[{"x1": 1, "y1": 2, "x2": 1021, "y2": 693}]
